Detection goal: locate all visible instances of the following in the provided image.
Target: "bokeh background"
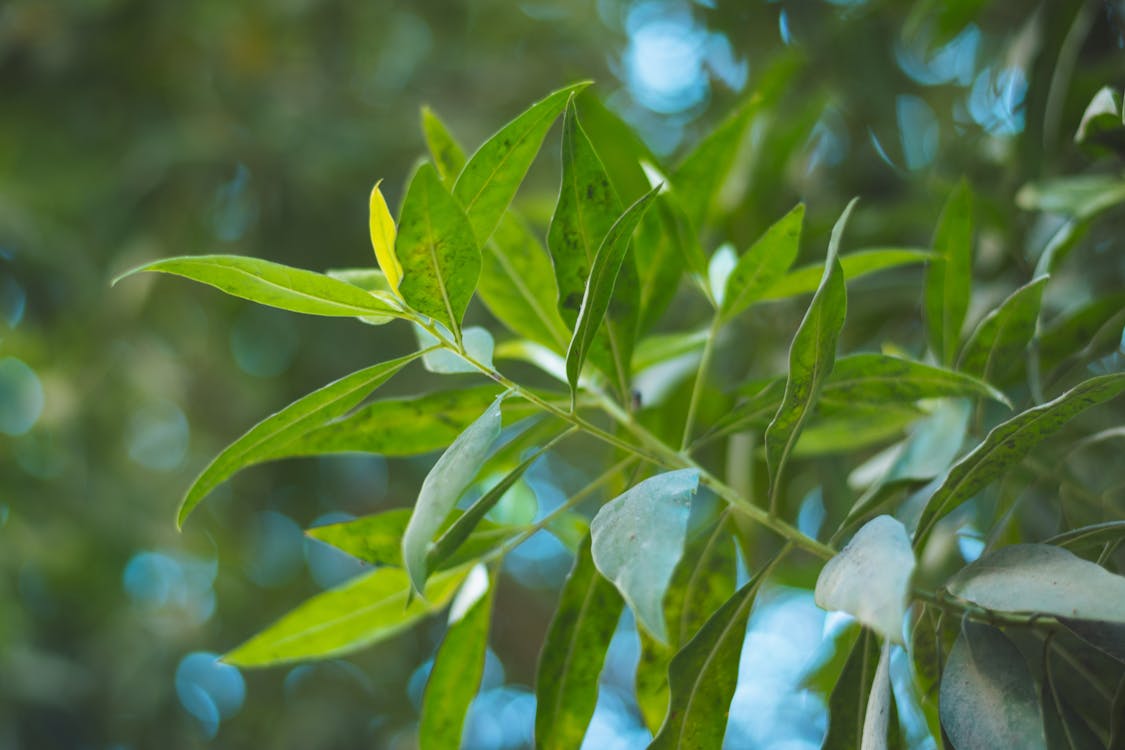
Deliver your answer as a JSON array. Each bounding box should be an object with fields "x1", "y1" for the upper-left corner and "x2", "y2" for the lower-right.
[{"x1": 2, "y1": 0, "x2": 1123, "y2": 748}]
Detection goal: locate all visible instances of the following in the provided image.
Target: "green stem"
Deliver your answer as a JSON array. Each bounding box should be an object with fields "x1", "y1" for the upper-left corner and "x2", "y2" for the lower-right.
[
  {"x1": 680, "y1": 314, "x2": 721, "y2": 452},
  {"x1": 914, "y1": 587, "x2": 1064, "y2": 631}
]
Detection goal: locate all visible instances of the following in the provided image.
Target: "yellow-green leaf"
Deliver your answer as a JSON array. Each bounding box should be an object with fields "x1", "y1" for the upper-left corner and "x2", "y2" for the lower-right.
[{"x1": 369, "y1": 180, "x2": 402, "y2": 294}]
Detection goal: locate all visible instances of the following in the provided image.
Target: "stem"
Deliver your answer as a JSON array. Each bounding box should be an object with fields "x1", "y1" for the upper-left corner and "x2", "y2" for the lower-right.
[
  {"x1": 680, "y1": 314, "x2": 721, "y2": 451},
  {"x1": 914, "y1": 587, "x2": 1064, "y2": 631}
]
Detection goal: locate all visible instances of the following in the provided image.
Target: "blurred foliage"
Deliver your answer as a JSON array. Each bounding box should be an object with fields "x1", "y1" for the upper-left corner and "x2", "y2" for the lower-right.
[{"x1": 1, "y1": 0, "x2": 1124, "y2": 749}]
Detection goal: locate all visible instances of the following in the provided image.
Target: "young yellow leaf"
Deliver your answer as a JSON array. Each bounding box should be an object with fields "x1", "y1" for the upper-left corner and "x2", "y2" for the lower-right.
[{"x1": 369, "y1": 180, "x2": 403, "y2": 294}]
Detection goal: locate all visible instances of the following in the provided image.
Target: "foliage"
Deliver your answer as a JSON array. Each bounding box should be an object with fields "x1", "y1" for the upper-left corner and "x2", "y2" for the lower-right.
[{"x1": 123, "y1": 53, "x2": 1125, "y2": 746}]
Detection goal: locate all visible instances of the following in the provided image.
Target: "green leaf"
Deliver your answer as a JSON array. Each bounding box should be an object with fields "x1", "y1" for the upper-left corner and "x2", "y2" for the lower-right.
[
  {"x1": 177, "y1": 352, "x2": 421, "y2": 527},
  {"x1": 396, "y1": 162, "x2": 482, "y2": 337},
  {"x1": 958, "y1": 276, "x2": 1048, "y2": 382},
  {"x1": 324, "y1": 267, "x2": 398, "y2": 325},
  {"x1": 822, "y1": 628, "x2": 882, "y2": 750},
  {"x1": 534, "y1": 535, "x2": 624, "y2": 750},
  {"x1": 939, "y1": 622, "x2": 1047, "y2": 750},
  {"x1": 945, "y1": 544, "x2": 1125, "y2": 623},
  {"x1": 794, "y1": 405, "x2": 922, "y2": 457},
  {"x1": 421, "y1": 106, "x2": 468, "y2": 186},
  {"x1": 590, "y1": 469, "x2": 699, "y2": 643},
  {"x1": 633, "y1": 328, "x2": 710, "y2": 373},
  {"x1": 1038, "y1": 292, "x2": 1125, "y2": 376},
  {"x1": 549, "y1": 100, "x2": 640, "y2": 395},
  {"x1": 565, "y1": 187, "x2": 660, "y2": 398},
  {"x1": 861, "y1": 642, "x2": 894, "y2": 750},
  {"x1": 224, "y1": 565, "x2": 469, "y2": 667},
  {"x1": 670, "y1": 96, "x2": 756, "y2": 230},
  {"x1": 1016, "y1": 174, "x2": 1125, "y2": 220},
  {"x1": 1045, "y1": 520, "x2": 1125, "y2": 550},
  {"x1": 720, "y1": 203, "x2": 804, "y2": 322},
  {"x1": 760, "y1": 248, "x2": 933, "y2": 302},
  {"x1": 649, "y1": 569, "x2": 769, "y2": 749},
  {"x1": 419, "y1": 566, "x2": 494, "y2": 750},
  {"x1": 1041, "y1": 650, "x2": 1105, "y2": 750},
  {"x1": 924, "y1": 180, "x2": 973, "y2": 365},
  {"x1": 914, "y1": 373, "x2": 1125, "y2": 545},
  {"x1": 765, "y1": 199, "x2": 855, "y2": 512},
  {"x1": 284, "y1": 385, "x2": 543, "y2": 457},
  {"x1": 633, "y1": 195, "x2": 689, "y2": 333},
  {"x1": 403, "y1": 395, "x2": 505, "y2": 593},
  {"x1": 115, "y1": 254, "x2": 404, "y2": 318},
  {"x1": 815, "y1": 516, "x2": 915, "y2": 644},
  {"x1": 821, "y1": 354, "x2": 1011, "y2": 408},
  {"x1": 454, "y1": 82, "x2": 590, "y2": 245},
  {"x1": 415, "y1": 324, "x2": 494, "y2": 374}
]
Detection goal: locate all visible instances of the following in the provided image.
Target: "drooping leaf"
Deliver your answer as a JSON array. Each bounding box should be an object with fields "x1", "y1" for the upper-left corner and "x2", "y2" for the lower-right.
[
  {"x1": 759, "y1": 248, "x2": 933, "y2": 302},
  {"x1": 821, "y1": 354, "x2": 1010, "y2": 408},
  {"x1": 822, "y1": 629, "x2": 882, "y2": 750},
  {"x1": 549, "y1": 100, "x2": 640, "y2": 395},
  {"x1": 224, "y1": 565, "x2": 469, "y2": 667},
  {"x1": 794, "y1": 404, "x2": 922, "y2": 457},
  {"x1": 395, "y1": 162, "x2": 481, "y2": 337},
  {"x1": 421, "y1": 106, "x2": 468, "y2": 186},
  {"x1": 1041, "y1": 647, "x2": 1108, "y2": 750},
  {"x1": 370, "y1": 181, "x2": 403, "y2": 293},
  {"x1": 815, "y1": 515, "x2": 915, "y2": 644},
  {"x1": 924, "y1": 180, "x2": 973, "y2": 365},
  {"x1": 860, "y1": 642, "x2": 894, "y2": 750},
  {"x1": 402, "y1": 395, "x2": 505, "y2": 593},
  {"x1": 176, "y1": 352, "x2": 421, "y2": 527},
  {"x1": 1045, "y1": 520, "x2": 1125, "y2": 550},
  {"x1": 419, "y1": 566, "x2": 494, "y2": 750},
  {"x1": 454, "y1": 82, "x2": 591, "y2": 245},
  {"x1": 115, "y1": 255, "x2": 404, "y2": 319},
  {"x1": 957, "y1": 275, "x2": 1048, "y2": 383},
  {"x1": 914, "y1": 373, "x2": 1125, "y2": 545},
  {"x1": 720, "y1": 203, "x2": 805, "y2": 322},
  {"x1": 565, "y1": 187, "x2": 660, "y2": 398},
  {"x1": 765, "y1": 199, "x2": 855, "y2": 511},
  {"x1": 590, "y1": 469, "x2": 699, "y2": 642},
  {"x1": 944, "y1": 544, "x2": 1125, "y2": 623},
  {"x1": 649, "y1": 569, "x2": 769, "y2": 749},
  {"x1": 939, "y1": 622, "x2": 1047, "y2": 750},
  {"x1": 535, "y1": 535, "x2": 624, "y2": 750},
  {"x1": 907, "y1": 605, "x2": 951, "y2": 742}
]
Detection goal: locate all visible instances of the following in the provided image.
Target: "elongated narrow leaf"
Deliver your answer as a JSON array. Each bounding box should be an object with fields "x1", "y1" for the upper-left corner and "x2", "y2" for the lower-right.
[
  {"x1": 396, "y1": 163, "x2": 481, "y2": 336},
  {"x1": 454, "y1": 82, "x2": 591, "y2": 244},
  {"x1": 286, "y1": 385, "x2": 543, "y2": 457},
  {"x1": 720, "y1": 204, "x2": 804, "y2": 322},
  {"x1": 420, "y1": 566, "x2": 494, "y2": 750},
  {"x1": 671, "y1": 96, "x2": 756, "y2": 230},
  {"x1": 861, "y1": 642, "x2": 893, "y2": 750},
  {"x1": 116, "y1": 255, "x2": 404, "y2": 318},
  {"x1": 939, "y1": 622, "x2": 1047, "y2": 749},
  {"x1": 765, "y1": 199, "x2": 855, "y2": 510},
  {"x1": 1045, "y1": 520, "x2": 1125, "y2": 549},
  {"x1": 649, "y1": 571, "x2": 768, "y2": 749},
  {"x1": 760, "y1": 249, "x2": 933, "y2": 302},
  {"x1": 633, "y1": 329, "x2": 709, "y2": 373},
  {"x1": 794, "y1": 405, "x2": 921, "y2": 457},
  {"x1": 565, "y1": 187, "x2": 660, "y2": 396},
  {"x1": 822, "y1": 353, "x2": 1010, "y2": 407},
  {"x1": 924, "y1": 180, "x2": 973, "y2": 365},
  {"x1": 822, "y1": 628, "x2": 881, "y2": 749},
  {"x1": 590, "y1": 469, "x2": 699, "y2": 642},
  {"x1": 403, "y1": 396, "x2": 505, "y2": 593},
  {"x1": 958, "y1": 275, "x2": 1048, "y2": 382},
  {"x1": 535, "y1": 535, "x2": 624, "y2": 750},
  {"x1": 633, "y1": 195, "x2": 687, "y2": 333},
  {"x1": 816, "y1": 516, "x2": 915, "y2": 644},
  {"x1": 945, "y1": 544, "x2": 1125, "y2": 623},
  {"x1": 177, "y1": 352, "x2": 421, "y2": 527},
  {"x1": 637, "y1": 515, "x2": 739, "y2": 733},
  {"x1": 914, "y1": 373, "x2": 1125, "y2": 545},
  {"x1": 549, "y1": 100, "x2": 640, "y2": 394},
  {"x1": 370, "y1": 181, "x2": 403, "y2": 293},
  {"x1": 421, "y1": 106, "x2": 468, "y2": 186},
  {"x1": 1039, "y1": 292, "x2": 1125, "y2": 374},
  {"x1": 224, "y1": 565, "x2": 469, "y2": 667},
  {"x1": 1041, "y1": 653, "x2": 1106, "y2": 750}
]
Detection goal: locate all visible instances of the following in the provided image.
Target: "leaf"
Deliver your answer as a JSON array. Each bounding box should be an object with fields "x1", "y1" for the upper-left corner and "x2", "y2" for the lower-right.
[
  {"x1": 821, "y1": 354, "x2": 1010, "y2": 408},
  {"x1": 224, "y1": 565, "x2": 469, "y2": 667},
  {"x1": 534, "y1": 535, "x2": 624, "y2": 750},
  {"x1": 1041, "y1": 650, "x2": 1108, "y2": 750},
  {"x1": 670, "y1": 96, "x2": 756, "y2": 230},
  {"x1": 415, "y1": 324, "x2": 494, "y2": 373},
  {"x1": 914, "y1": 373, "x2": 1125, "y2": 545},
  {"x1": 287, "y1": 385, "x2": 544, "y2": 457},
  {"x1": 633, "y1": 195, "x2": 687, "y2": 332},
  {"x1": 822, "y1": 629, "x2": 882, "y2": 750},
  {"x1": 649, "y1": 570, "x2": 769, "y2": 749},
  {"x1": 177, "y1": 352, "x2": 421, "y2": 527},
  {"x1": 421, "y1": 106, "x2": 468, "y2": 186},
  {"x1": 115, "y1": 255, "x2": 404, "y2": 319},
  {"x1": 590, "y1": 469, "x2": 699, "y2": 643},
  {"x1": 944, "y1": 544, "x2": 1125, "y2": 623},
  {"x1": 419, "y1": 566, "x2": 494, "y2": 750},
  {"x1": 924, "y1": 179, "x2": 973, "y2": 365},
  {"x1": 861, "y1": 642, "x2": 893, "y2": 750},
  {"x1": 759, "y1": 248, "x2": 933, "y2": 302},
  {"x1": 1045, "y1": 520, "x2": 1125, "y2": 549},
  {"x1": 1038, "y1": 291, "x2": 1125, "y2": 375},
  {"x1": 957, "y1": 276, "x2": 1048, "y2": 382},
  {"x1": 402, "y1": 395, "x2": 505, "y2": 593},
  {"x1": 794, "y1": 405, "x2": 922, "y2": 457},
  {"x1": 765, "y1": 199, "x2": 855, "y2": 511},
  {"x1": 549, "y1": 100, "x2": 639, "y2": 395},
  {"x1": 720, "y1": 204, "x2": 805, "y2": 322},
  {"x1": 939, "y1": 622, "x2": 1047, "y2": 750},
  {"x1": 395, "y1": 162, "x2": 481, "y2": 336},
  {"x1": 369, "y1": 181, "x2": 403, "y2": 293},
  {"x1": 815, "y1": 515, "x2": 915, "y2": 644},
  {"x1": 1016, "y1": 174, "x2": 1125, "y2": 220},
  {"x1": 324, "y1": 267, "x2": 398, "y2": 325},
  {"x1": 633, "y1": 329, "x2": 709, "y2": 373},
  {"x1": 565, "y1": 187, "x2": 660, "y2": 397},
  {"x1": 454, "y1": 82, "x2": 590, "y2": 245}
]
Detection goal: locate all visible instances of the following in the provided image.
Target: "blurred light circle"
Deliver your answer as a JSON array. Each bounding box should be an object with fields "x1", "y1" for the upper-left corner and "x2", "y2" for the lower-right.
[
  {"x1": 126, "y1": 399, "x2": 189, "y2": 470},
  {"x1": 175, "y1": 651, "x2": 245, "y2": 738},
  {"x1": 229, "y1": 305, "x2": 299, "y2": 378},
  {"x1": 0, "y1": 275, "x2": 26, "y2": 328},
  {"x1": 623, "y1": 3, "x2": 709, "y2": 114},
  {"x1": 243, "y1": 511, "x2": 305, "y2": 588},
  {"x1": 0, "y1": 357, "x2": 44, "y2": 436}
]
